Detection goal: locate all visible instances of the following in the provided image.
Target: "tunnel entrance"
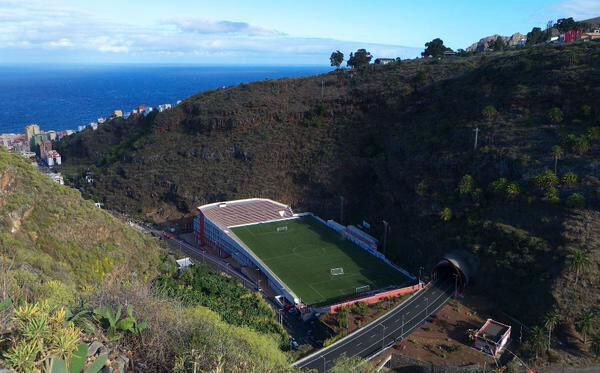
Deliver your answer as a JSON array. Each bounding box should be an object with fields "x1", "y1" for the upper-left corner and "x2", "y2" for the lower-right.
[
  {"x1": 432, "y1": 250, "x2": 478, "y2": 295},
  {"x1": 433, "y1": 259, "x2": 467, "y2": 294}
]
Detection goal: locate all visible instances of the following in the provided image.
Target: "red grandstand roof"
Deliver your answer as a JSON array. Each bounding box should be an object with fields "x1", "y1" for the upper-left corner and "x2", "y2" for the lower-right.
[{"x1": 199, "y1": 198, "x2": 294, "y2": 228}]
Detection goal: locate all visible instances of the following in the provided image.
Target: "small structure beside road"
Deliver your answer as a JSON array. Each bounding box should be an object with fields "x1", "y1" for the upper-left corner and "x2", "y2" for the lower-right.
[{"x1": 472, "y1": 319, "x2": 511, "y2": 358}]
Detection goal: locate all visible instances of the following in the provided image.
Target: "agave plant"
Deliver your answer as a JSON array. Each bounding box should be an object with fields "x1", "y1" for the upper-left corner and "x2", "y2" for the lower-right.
[
  {"x1": 50, "y1": 343, "x2": 108, "y2": 373},
  {"x1": 94, "y1": 304, "x2": 148, "y2": 340}
]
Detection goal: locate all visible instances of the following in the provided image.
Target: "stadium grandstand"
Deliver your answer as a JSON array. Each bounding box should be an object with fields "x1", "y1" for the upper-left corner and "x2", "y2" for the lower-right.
[{"x1": 194, "y1": 198, "x2": 415, "y2": 310}]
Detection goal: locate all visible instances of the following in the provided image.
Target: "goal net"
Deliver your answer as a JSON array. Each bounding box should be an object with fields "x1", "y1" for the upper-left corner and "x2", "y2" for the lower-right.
[
  {"x1": 356, "y1": 285, "x2": 370, "y2": 293},
  {"x1": 330, "y1": 267, "x2": 344, "y2": 276},
  {"x1": 276, "y1": 226, "x2": 288, "y2": 232}
]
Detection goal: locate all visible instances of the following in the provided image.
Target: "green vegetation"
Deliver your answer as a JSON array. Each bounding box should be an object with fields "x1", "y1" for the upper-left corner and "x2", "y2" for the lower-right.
[
  {"x1": 155, "y1": 264, "x2": 287, "y2": 344},
  {"x1": 231, "y1": 217, "x2": 410, "y2": 306},
  {"x1": 0, "y1": 149, "x2": 291, "y2": 371},
  {"x1": 482, "y1": 105, "x2": 498, "y2": 122},
  {"x1": 347, "y1": 49, "x2": 372, "y2": 68},
  {"x1": 330, "y1": 50, "x2": 344, "y2": 68},
  {"x1": 421, "y1": 38, "x2": 452, "y2": 58},
  {"x1": 567, "y1": 249, "x2": 591, "y2": 285},
  {"x1": 0, "y1": 148, "x2": 162, "y2": 299},
  {"x1": 57, "y1": 42, "x2": 600, "y2": 363},
  {"x1": 547, "y1": 107, "x2": 564, "y2": 124}
]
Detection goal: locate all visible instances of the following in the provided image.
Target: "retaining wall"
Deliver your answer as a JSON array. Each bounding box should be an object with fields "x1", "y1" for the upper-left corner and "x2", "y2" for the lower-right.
[{"x1": 324, "y1": 283, "x2": 424, "y2": 314}]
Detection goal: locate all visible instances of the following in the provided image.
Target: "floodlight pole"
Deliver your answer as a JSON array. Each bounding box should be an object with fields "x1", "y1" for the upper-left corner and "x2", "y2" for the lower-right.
[
  {"x1": 425, "y1": 297, "x2": 429, "y2": 316},
  {"x1": 473, "y1": 127, "x2": 480, "y2": 150},
  {"x1": 418, "y1": 266, "x2": 424, "y2": 284},
  {"x1": 322, "y1": 355, "x2": 326, "y2": 372},
  {"x1": 382, "y1": 220, "x2": 389, "y2": 256}
]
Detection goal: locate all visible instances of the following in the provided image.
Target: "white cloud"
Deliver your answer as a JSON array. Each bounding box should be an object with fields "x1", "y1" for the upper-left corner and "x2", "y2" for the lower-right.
[
  {"x1": 166, "y1": 18, "x2": 283, "y2": 36},
  {"x1": 0, "y1": 0, "x2": 420, "y2": 63},
  {"x1": 555, "y1": 0, "x2": 600, "y2": 21},
  {"x1": 48, "y1": 38, "x2": 73, "y2": 48}
]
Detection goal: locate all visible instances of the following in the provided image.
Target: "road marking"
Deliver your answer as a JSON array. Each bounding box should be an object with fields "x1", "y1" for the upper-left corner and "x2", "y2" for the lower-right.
[
  {"x1": 356, "y1": 342, "x2": 362, "y2": 347},
  {"x1": 294, "y1": 283, "x2": 438, "y2": 367},
  {"x1": 370, "y1": 334, "x2": 376, "y2": 338}
]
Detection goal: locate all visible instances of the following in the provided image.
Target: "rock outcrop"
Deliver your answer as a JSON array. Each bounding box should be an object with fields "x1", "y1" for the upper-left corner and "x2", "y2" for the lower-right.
[{"x1": 466, "y1": 32, "x2": 526, "y2": 52}]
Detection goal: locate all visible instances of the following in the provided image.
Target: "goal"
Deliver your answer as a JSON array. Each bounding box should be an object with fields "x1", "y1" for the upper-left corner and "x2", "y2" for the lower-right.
[
  {"x1": 330, "y1": 267, "x2": 344, "y2": 276},
  {"x1": 356, "y1": 285, "x2": 370, "y2": 293},
  {"x1": 276, "y1": 226, "x2": 288, "y2": 232}
]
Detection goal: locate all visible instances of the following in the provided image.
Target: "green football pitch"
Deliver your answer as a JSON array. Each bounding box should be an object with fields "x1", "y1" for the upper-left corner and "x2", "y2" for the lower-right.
[{"x1": 231, "y1": 216, "x2": 411, "y2": 306}]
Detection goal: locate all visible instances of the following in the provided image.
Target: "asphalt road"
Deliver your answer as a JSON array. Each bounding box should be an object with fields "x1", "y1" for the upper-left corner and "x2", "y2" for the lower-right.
[{"x1": 294, "y1": 280, "x2": 454, "y2": 372}]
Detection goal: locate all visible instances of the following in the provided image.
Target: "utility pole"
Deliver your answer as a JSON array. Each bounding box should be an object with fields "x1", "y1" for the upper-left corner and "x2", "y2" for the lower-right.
[
  {"x1": 322, "y1": 356, "x2": 326, "y2": 373},
  {"x1": 339, "y1": 196, "x2": 345, "y2": 224},
  {"x1": 321, "y1": 79, "x2": 324, "y2": 100},
  {"x1": 381, "y1": 324, "x2": 386, "y2": 349},
  {"x1": 418, "y1": 266, "x2": 424, "y2": 284},
  {"x1": 425, "y1": 297, "x2": 429, "y2": 315},
  {"x1": 473, "y1": 127, "x2": 480, "y2": 150},
  {"x1": 382, "y1": 220, "x2": 390, "y2": 256}
]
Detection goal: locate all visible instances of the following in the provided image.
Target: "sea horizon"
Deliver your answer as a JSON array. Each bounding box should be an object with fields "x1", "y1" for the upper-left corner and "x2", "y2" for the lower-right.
[{"x1": 0, "y1": 64, "x2": 332, "y2": 134}]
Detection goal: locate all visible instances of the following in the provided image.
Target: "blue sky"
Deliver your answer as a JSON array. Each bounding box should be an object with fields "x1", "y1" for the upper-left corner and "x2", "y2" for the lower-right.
[{"x1": 1, "y1": 0, "x2": 598, "y2": 65}]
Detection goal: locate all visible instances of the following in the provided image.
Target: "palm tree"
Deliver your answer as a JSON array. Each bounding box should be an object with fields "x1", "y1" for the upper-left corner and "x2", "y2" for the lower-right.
[
  {"x1": 568, "y1": 249, "x2": 591, "y2": 285},
  {"x1": 576, "y1": 312, "x2": 594, "y2": 344},
  {"x1": 551, "y1": 145, "x2": 563, "y2": 174},
  {"x1": 528, "y1": 326, "x2": 547, "y2": 359},
  {"x1": 543, "y1": 308, "x2": 561, "y2": 350}
]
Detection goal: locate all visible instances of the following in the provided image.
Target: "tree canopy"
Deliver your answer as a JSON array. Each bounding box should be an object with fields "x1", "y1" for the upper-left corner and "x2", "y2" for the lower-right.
[
  {"x1": 526, "y1": 27, "x2": 545, "y2": 46},
  {"x1": 347, "y1": 49, "x2": 372, "y2": 68},
  {"x1": 330, "y1": 50, "x2": 344, "y2": 68},
  {"x1": 555, "y1": 17, "x2": 577, "y2": 32},
  {"x1": 422, "y1": 38, "x2": 452, "y2": 58}
]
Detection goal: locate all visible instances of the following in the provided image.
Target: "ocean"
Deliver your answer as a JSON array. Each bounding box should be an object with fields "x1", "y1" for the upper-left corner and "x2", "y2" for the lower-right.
[{"x1": 0, "y1": 65, "x2": 331, "y2": 134}]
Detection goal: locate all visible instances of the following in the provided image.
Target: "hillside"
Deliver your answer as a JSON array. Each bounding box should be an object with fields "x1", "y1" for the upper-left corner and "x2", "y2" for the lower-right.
[
  {"x1": 57, "y1": 43, "x2": 600, "y2": 361},
  {"x1": 0, "y1": 149, "x2": 292, "y2": 372},
  {"x1": 0, "y1": 148, "x2": 163, "y2": 301}
]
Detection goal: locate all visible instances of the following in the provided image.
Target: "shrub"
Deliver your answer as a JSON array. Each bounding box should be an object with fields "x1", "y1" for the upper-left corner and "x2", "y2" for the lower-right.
[
  {"x1": 566, "y1": 193, "x2": 585, "y2": 208},
  {"x1": 482, "y1": 105, "x2": 498, "y2": 122},
  {"x1": 458, "y1": 175, "x2": 475, "y2": 196},
  {"x1": 506, "y1": 182, "x2": 521, "y2": 200},
  {"x1": 588, "y1": 127, "x2": 600, "y2": 141},
  {"x1": 533, "y1": 170, "x2": 559, "y2": 191},
  {"x1": 545, "y1": 187, "x2": 561, "y2": 204},
  {"x1": 440, "y1": 207, "x2": 453, "y2": 222},
  {"x1": 2, "y1": 302, "x2": 84, "y2": 372},
  {"x1": 562, "y1": 172, "x2": 578, "y2": 186},
  {"x1": 567, "y1": 134, "x2": 590, "y2": 155},
  {"x1": 490, "y1": 178, "x2": 509, "y2": 195},
  {"x1": 547, "y1": 107, "x2": 564, "y2": 124}
]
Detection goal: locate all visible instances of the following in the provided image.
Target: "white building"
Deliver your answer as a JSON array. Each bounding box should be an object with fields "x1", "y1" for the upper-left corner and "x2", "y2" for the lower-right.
[
  {"x1": 473, "y1": 319, "x2": 511, "y2": 358},
  {"x1": 158, "y1": 104, "x2": 173, "y2": 112},
  {"x1": 45, "y1": 150, "x2": 62, "y2": 166}
]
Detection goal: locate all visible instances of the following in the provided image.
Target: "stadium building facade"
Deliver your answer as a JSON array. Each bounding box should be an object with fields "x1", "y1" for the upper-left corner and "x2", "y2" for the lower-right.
[{"x1": 194, "y1": 198, "x2": 416, "y2": 309}]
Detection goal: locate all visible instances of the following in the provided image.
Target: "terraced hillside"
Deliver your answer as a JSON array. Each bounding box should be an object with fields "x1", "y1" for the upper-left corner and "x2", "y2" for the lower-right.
[{"x1": 57, "y1": 43, "x2": 600, "y2": 362}]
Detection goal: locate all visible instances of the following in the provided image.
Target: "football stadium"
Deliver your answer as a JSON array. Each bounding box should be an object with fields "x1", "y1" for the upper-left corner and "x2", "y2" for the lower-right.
[{"x1": 194, "y1": 198, "x2": 415, "y2": 308}]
